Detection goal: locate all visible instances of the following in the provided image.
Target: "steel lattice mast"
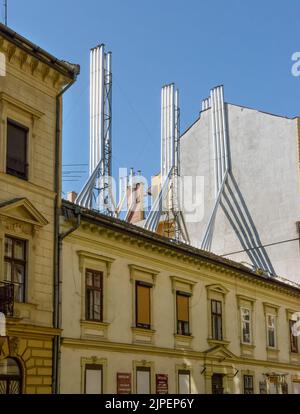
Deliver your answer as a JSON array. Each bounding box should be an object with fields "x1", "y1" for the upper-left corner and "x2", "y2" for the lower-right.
[
  {"x1": 76, "y1": 44, "x2": 114, "y2": 214},
  {"x1": 144, "y1": 83, "x2": 189, "y2": 243}
]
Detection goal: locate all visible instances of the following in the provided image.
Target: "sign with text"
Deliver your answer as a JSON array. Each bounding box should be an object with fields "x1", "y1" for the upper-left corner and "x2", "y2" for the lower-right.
[
  {"x1": 156, "y1": 374, "x2": 168, "y2": 394},
  {"x1": 117, "y1": 373, "x2": 131, "y2": 394}
]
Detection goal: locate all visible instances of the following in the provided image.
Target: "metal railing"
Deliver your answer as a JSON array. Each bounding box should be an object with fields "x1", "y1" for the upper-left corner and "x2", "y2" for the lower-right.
[{"x1": 0, "y1": 282, "x2": 14, "y2": 316}]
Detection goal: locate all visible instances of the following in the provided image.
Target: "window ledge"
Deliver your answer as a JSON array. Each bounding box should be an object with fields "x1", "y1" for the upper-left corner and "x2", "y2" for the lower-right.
[
  {"x1": 174, "y1": 334, "x2": 193, "y2": 349},
  {"x1": 266, "y1": 346, "x2": 279, "y2": 360},
  {"x1": 240, "y1": 342, "x2": 255, "y2": 349},
  {"x1": 289, "y1": 352, "x2": 300, "y2": 364},
  {"x1": 207, "y1": 338, "x2": 230, "y2": 347},
  {"x1": 240, "y1": 342, "x2": 256, "y2": 358},
  {"x1": 132, "y1": 326, "x2": 155, "y2": 344},
  {"x1": 80, "y1": 319, "x2": 110, "y2": 340}
]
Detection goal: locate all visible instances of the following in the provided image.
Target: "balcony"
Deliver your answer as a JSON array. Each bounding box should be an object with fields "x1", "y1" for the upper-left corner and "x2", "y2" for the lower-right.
[{"x1": 0, "y1": 282, "x2": 14, "y2": 316}]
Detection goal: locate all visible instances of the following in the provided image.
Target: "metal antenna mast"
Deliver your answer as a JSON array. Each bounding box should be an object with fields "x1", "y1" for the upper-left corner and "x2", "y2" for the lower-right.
[
  {"x1": 76, "y1": 44, "x2": 115, "y2": 214},
  {"x1": 144, "y1": 83, "x2": 190, "y2": 244},
  {"x1": 4, "y1": 0, "x2": 7, "y2": 25}
]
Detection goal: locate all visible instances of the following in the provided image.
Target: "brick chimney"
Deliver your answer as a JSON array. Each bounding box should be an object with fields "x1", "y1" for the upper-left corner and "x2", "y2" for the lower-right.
[
  {"x1": 67, "y1": 191, "x2": 78, "y2": 203},
  {"x1": 126, "y1": 169, "x2": 145, "y2": 224}
]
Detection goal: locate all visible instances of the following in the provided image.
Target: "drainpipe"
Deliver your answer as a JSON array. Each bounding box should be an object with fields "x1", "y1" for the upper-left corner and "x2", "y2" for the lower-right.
[{"x1": 53, "y1": 73, "x2": 79, "y2": 394}]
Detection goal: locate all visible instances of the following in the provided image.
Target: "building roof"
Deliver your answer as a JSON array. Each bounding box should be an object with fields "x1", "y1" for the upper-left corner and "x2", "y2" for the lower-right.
[
  {"x1": 0, "y1": 23, "x2": 80, "y2": 79},
  {"x1": 61, "y1": 200, "x2": 300, "y2": 296}
]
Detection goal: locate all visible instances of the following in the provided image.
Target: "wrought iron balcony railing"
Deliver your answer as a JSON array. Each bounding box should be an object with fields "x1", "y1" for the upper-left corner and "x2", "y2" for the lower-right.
[{"x1": 0, "y1": 282, "x2": 14, "y2": 316}]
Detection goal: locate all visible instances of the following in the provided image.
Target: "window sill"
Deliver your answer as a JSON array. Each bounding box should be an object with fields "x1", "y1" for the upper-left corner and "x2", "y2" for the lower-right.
[
  {"x1": 80, "y1": 319, "x2": 109, "y2": 340},
  {"x1": 131, "y1": 326, "x2": 155, "y2": 344},
  {"x1": 266, "y1": 346, "x2": 279, "y2": 360},
  {"x1": 289, "y1": 352, "x2": 300, "y2": 364},
  {"x1": 240, "y1": 342, "x2": 255, "y2": 358},
  {"x1": 207, "y1": 338, "x2": 230, "y2": 347},
  {"x1": 174, "y1": 333, "x2": 193, "y2": 349}
]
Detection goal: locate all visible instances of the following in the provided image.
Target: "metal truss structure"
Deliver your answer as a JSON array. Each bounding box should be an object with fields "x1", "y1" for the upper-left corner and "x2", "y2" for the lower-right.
[
  {"x1": 200, "y1": 85, "x2": 275, "y2": 275},
  {"x1": 144, "y1": 84, "x2": 190, "y2": 243},
  {"x1": 76, "y1": 44, "x2": 115, "y2": 214}
]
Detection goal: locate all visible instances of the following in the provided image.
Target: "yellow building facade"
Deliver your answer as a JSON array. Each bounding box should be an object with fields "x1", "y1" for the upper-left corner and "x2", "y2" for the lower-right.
[
  {"x1": 0, "y1": 23, "x2": 78, "y2": 393},
  {"x1": 60, "y1": 201, "x2": 300, "y2": 394}
]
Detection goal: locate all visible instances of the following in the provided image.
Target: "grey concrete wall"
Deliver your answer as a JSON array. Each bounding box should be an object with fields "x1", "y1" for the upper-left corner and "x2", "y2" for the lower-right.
[{"x1": 181, "y1": 103, "x2": 300, "y2": 283}]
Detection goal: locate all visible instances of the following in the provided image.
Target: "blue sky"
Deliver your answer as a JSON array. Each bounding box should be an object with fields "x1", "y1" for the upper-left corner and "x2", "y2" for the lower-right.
[{"x1": 7, "y1": 0, "x2": 300, "y2": 195}]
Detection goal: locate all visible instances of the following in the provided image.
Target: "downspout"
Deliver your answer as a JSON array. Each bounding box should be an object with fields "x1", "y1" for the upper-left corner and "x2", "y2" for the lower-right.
[{"x1": 53, "y1": 74, "x2": 78, "y2": 394}]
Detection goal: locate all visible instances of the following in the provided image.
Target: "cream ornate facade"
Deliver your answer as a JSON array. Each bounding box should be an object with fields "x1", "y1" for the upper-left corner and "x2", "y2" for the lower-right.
[
  {"x1": 0, "y1": 23, "x2": 79, "y2": 393},
  {"x1": 60, "y1": 201, "x2": 300, "y2": 394}
]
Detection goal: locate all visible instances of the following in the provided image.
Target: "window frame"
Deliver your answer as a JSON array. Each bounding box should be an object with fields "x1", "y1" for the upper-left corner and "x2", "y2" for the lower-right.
[
  {"x1": 289, "y1": 319, "x2": 299, "y2": 354},
  {"x1": 241, "y1": 307, "x2": 252, "y2": 344},
  {"x1": 266, "y1": 313, "x2": 276, "y2": 348},
  {"x1": 176, "y1": 291, "x2": 190, "y2": 336},
  {"x1": 135, "y1": 281, "x2": 151, "y2": 329},
  {"x1": 84, "y1": 364, "x2": 103, "y2": 394},
  {"x1": 178, "y1": 369, "x2": 191, "y2": 394},
  {"x1": 6, "y1": 118, "x2": 28, "y2": 181},
  {"x1": 211, "y1": 299, "x2": 223, "y2": 341},
  {"x1": 243, "y1": 375, "x2": 254, "y2": 394},
  {"x1": 4, "y1": 235, "x2": 27, "y2": 303},
  {"x1": 136, "y1": 366, "x2": 151, "y2": 394},
  {"x1": 85, "y1": 268, "x2": 103, "y2": 322}
]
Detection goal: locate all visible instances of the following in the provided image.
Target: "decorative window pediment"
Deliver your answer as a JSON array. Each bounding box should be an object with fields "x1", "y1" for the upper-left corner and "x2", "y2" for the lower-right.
[
  {"x1": 0, "y1": 198, "x2": 48, "y2": 227},
  {"x1": 206, "y1": 284, "x2": 229, "y2": 296},
  {"x1": 203, "y1": 345, "x2": 237, "y2": 360}
]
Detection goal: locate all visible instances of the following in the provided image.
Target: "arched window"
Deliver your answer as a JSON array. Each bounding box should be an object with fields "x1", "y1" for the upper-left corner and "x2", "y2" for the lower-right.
[{"x1": 0, "y1": 358, "x2": 22, "y2": 394}]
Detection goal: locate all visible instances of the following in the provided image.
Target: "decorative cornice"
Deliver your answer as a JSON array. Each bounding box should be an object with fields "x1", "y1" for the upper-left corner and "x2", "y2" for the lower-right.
[{"x1": 61, "y1": 202, "x2": 300, "y2": 300}]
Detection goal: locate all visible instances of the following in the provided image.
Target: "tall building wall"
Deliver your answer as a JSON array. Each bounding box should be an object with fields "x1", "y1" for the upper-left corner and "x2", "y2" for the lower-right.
[{"x1": 181, "y1": 103, "x2": 300, "y2": 283}]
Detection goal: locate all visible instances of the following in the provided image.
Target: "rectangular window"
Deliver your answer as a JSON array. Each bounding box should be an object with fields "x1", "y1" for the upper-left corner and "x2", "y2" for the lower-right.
[
  {"x1": 241, "y1": 308, "x2": 251, "y2": 344},
  {"x1": 178, "y1": 370, "x2": 191, "y2": 394},
  {"x1": 267, "y1": 314, "x2": 276, "y2": 348},
  {"x1": 136, "y1": 282, "x2": 151, "y2": 329},
  {"x1": 136, "y1": 367, "x2": 150, "y2": 394},
  {"x1": 244, "y1": 375, "x2": 254, "y2": 394},
  {"x1": 211, "y1": 300, "x2": 222, "y2": 340},
  {"x1": 4, "y1": 236, "x2": 26, "y2": 302},
  {"x1": 6, "y1": 119, "x2": 28, "y2": 180},
  {"x1": 86, "y1": 269, "x2": 103, "y2": 321},
  {"x1": 289, "y1": 320, "x2": 298, "y2": 353},
  {"x1": 212, "y1": 374, "x2": 224, "y2": 394},
  {"x1": 84, "y1": 364, "x2": 102, "y2": 394},
  {"x1": 176, "y1": 292, "x2": 190, "y2": 335}
]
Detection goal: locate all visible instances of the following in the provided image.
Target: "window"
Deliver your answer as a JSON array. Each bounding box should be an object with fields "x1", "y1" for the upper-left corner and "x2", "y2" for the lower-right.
[
  {"x1": 4, "y1": 236, "x2": 26, "y2": 303},
  {"x1": 176, "y1": 292, "x2": 190, "y2": 335},
  {"x1": 136, "y1": 367, "x2": 151, "y2": 394},
  {"x1": 135, "y1": 282, "x2": 151, "y2": 329},
  {"x1": 6, "y1": 119, "x2": 28, "y2": 180},
  {"x1": 267, "y1": 314, "x2": 276, "y2": 348},
  {"x1": 86, "y1": 269, "x2": 103, "y2": 321},
  {"x1": 244, "y1": 375, "x2": 254, "y2": 394},
  {"x1": 0, "y1": 358, "x2": 22, "y2": 394},
  {"x1": 84, "y1": 364, "x2": 102, "y2": 394},
  {"x1": 212, "y1": 374, "x2": 224, "y2": 394},
  {"x1": 241, "y1": 308, "x2": 251, "y2": 344},
  {"x1": 178, "y1": 370, "x2": 191, "y2": 394},
  {"x1": 289, "y1": 320, "x2": 298, "y2": 353},
  {"x1": 211, "y1": 300, "x2": 222, "y2": 340}
]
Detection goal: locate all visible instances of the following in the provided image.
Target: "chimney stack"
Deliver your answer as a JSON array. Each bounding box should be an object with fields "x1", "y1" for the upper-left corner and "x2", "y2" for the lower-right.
[{"x1": 67, "y1": 191, "x2": 78, "y2": 203}]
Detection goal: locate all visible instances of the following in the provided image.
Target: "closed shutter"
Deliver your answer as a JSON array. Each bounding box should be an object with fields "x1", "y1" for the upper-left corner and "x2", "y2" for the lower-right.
[
  {"x1": 136, "y1": 283, "x2": 151, "y2": 328},
  {"x1": 177, "y1": 294, "x2": 189, "y2": 322}
]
